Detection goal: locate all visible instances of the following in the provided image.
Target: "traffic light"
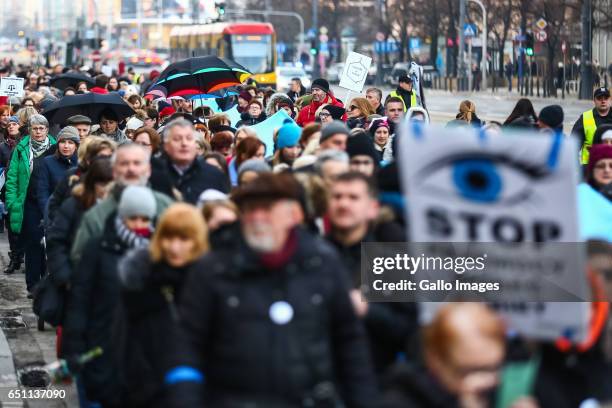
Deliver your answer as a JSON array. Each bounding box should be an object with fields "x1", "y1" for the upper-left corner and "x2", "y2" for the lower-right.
[
  {"x1": 310, "y1": 39, "x2": 317, "y2": 56},
  {"x1": 216, "y1": 2, "x2": 226, "y2": 16},
  {"x1": 525, "y1": 33, "x2": 534, "y2": 56}
]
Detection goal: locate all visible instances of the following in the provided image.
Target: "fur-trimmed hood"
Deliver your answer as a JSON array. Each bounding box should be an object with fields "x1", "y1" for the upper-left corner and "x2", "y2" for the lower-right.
[{"x1": 265, "y1": 92, "x2": 292, "y2": 117}]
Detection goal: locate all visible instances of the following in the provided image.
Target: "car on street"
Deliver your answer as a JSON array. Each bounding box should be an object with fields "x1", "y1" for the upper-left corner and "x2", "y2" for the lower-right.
[
  {"x1": 275, "y1": 66, "x2": 311, "y2": 92},
  {"x1": 386, "y1": 62, "x2": 410, "y2": 85},
  {"x1": 124, "y1": 50, "x2": 164, "y2": 67}
]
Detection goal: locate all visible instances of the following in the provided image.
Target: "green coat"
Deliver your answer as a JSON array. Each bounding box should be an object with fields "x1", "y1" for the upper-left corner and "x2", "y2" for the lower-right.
[{"x1": 5, "y1": 135, "x2": 57, "y2": 233}]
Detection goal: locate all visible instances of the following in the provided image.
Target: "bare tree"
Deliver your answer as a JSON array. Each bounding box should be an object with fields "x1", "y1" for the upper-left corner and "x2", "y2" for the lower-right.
[
  {"x1": 388, "y1": 0, "x2": 413, "y2": 62},
  {"x1": 480, "y1": 0, "x2": 515, "y2": 77},
  {"x1": 421, "y1": 0, "x2": 442, "y2": 66},
  {"x1": 532, "y1": 0, "x2": 579, "y2": 96},
  {"x1": 443, "y1": 0, "x2": 459, "y2": 76}
]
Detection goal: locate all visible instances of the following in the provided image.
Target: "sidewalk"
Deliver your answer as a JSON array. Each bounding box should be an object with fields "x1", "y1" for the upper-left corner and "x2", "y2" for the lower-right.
[{"x1": 0, "y1": 234, "x2": 77, "y2": 407}]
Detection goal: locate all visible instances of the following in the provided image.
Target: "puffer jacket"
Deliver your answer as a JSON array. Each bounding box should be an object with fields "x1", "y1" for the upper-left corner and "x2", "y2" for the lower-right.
[
  {"x1": 114, "y1": 248, "x2": 201, "y2": 408},
  {"x1": 168, "y1": 227, "x2": 378, "y2": 407}
]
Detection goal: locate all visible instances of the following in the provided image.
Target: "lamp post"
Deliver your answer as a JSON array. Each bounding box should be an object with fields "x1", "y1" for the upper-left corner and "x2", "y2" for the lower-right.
[
  {"x1": 579, "y1": 0, "x2": 593, "y2": 99},
  {"x1": 458, "y1": 0, "x2": 466, "y2": 90},
  {"x1": 468, "y1": 0, "x2": 487, "y2": 91}
]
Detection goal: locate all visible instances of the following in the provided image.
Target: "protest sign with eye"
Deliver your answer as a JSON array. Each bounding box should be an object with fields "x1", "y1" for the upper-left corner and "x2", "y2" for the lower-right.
[{"x1": 386, "y1": 124, "x2": 590, "y2": 342}]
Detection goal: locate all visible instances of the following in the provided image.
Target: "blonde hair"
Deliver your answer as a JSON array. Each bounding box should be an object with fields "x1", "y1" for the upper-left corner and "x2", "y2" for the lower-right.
[
  {"x1": 235, "y1": 126, "x2": 258, "y2": 142},
  {"x1": 201, "y1": 200, "x2": 238, "y2": 224},
  {"x1": 149, "y1": 203, "x2": 208, "y2": 264},
  {"x1": 457, "y1": 100, "x2": 476, "y2": 123},
  {"x1": 349, "y1": 97, "x2": 375, "y2": 118},
  {"x1": 77, "y1": 136, "x2": 117, "y2": 165},
  {"x1": 16, "y1": 107, "x2": 38, "y2": 127}
]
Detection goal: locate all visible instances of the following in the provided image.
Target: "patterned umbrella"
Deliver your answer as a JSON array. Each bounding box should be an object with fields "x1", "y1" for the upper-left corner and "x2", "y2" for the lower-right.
[{"x1": 152, "y1": 56, "x2": 251, "y2": 97}]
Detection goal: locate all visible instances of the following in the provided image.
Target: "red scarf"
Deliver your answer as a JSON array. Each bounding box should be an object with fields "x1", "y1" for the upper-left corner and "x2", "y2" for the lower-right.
[{"x1": 259, "y1": 229, "x2": 298, "y2": 270}]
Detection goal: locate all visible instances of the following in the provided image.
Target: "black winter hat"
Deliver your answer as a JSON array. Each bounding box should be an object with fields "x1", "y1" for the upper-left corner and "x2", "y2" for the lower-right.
[
  {"x1": 538, "y1": 105, "x2": 564, "y2": 130},
  {"x1": 346, "y1": 132, "x2": 378, "y2": 164},
  {"x1": 311, "y1": 78, "x2": 330, "y2": 94},
  {"x1": 323, "y1": 104, "x2": 346, "y2": 120}
]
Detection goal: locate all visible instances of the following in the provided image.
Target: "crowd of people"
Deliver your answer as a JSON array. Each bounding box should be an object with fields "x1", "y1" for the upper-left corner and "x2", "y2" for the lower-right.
[{"x1": 0, "y1": 61, "x2": 610, "y2": 408}]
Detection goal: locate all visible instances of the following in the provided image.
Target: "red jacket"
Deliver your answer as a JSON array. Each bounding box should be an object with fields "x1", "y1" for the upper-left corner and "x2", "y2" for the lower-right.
[
  {"x1": 90, "y1": 87, "x2": 108, "y2": 95},
  {"x1": 296, "y1": 92, "x2": 344, "y2": 127}
]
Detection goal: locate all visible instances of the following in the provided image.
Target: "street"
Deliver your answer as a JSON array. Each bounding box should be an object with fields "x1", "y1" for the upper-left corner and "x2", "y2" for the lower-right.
[
  {"x1": 330, "y1": 84, "x2": 593, "y2": 134},
  {"x1": 0, "y1": 234, "x2": 77, "y2": 407},
  {"x1": 0, "y1": 0, "x2": 609, "y2": 404}
]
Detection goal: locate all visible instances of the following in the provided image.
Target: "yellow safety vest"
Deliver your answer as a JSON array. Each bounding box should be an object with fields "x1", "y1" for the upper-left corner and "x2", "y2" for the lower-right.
[
  {"x1": 581, "y1": 109, "x2": 597, "y2": 164},
  {"x1": 389, "y1": 90, "x2": 418, "y2": 112}
]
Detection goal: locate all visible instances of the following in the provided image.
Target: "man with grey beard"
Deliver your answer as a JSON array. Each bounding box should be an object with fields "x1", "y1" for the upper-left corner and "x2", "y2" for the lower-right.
[
  {"x1": 70, "y1": 143, "x2": 173, "y2": 264},
  {"x1": 166, "y1": 172, "x2": 378, "y2": 407}
]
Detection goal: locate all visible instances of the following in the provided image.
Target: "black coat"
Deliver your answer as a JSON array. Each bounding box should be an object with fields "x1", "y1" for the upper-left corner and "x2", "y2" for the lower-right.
[
  {"x1": 170, "y1": 227, "x2": 378, "y2": 407},
  {"x1": 534, "y1": 342, "x2": 612, "y2": 407},
  {"x1": 208, "y1": 221, "x2": 242, "y2": 251},
  {"x1": 236, "y1": 111, "x2": 267, "y2": 128},
  {"x1": 0, "y1": 141, "x2": 14, "y2": 169},
  {"x1": 287, "y1": 87, "x2": 306, "y2": 103},
  {"x1": 379, "y1": 363, "x2": 460, "y2": 408},
  {"x1": 326, "y1": 225, "x2": 418, "y2": 376},
  {"x1": 46, "y1": 167, "x2": 81, "y2": 226},
  {"x1": 346, "y1": 116, "x2": 367, "y2": 130},
  {"x1": 114, "y1": 248, "x2": 196, "y2": 408},
  {"x1": 149, "y1": 155, "x2": 229, "y2": 204},
  {"x1": 62, "y1": 215, "x2": 141, "y2": 407},
  {"x1": 45, "y1": 196, "x2": 86, "y2": 286}
]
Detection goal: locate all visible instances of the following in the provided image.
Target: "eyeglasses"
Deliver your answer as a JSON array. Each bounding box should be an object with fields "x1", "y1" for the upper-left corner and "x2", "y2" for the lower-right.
[
  {"x1": 349, "y1": 105, "x2": 359, "y2": 111},
  {"x1": 23, "y1": 103, "x2": 34, "y2": 107},
  {"x1": 319, "y1": 113, "x2": 330, "y2": 118},
  {"x1": 31, "y1": 126, "x2": 46, "y2": 132}
]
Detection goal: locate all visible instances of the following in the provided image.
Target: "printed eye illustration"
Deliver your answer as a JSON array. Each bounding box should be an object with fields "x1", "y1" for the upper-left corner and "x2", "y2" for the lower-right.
[{"x1": 415, "y1": 152, "x2": 552, "y2": 206}]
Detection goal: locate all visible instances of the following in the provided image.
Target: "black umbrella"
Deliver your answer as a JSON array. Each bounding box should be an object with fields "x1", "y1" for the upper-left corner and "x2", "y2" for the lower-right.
[
  {"x1": 42, "y1": 93, "x2": 135, "y2": 126},
  {"x1": 49, "y1": 73, "x2": 95, "y2": 91},
  {"x1": 153, "y1": 56, "x2": 251, "y2": 97}
]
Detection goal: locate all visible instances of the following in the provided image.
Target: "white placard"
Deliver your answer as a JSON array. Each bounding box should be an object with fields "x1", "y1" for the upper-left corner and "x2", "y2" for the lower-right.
[
  {"x1": 398, "y1": 123, "x2": 590, "y2": 342},
  {"x1": 338, "y1": 52, "x2": 372, "y2": 93},
  {"x1": 0, "y1": 77, "x2": 25, "y2": 97}
]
